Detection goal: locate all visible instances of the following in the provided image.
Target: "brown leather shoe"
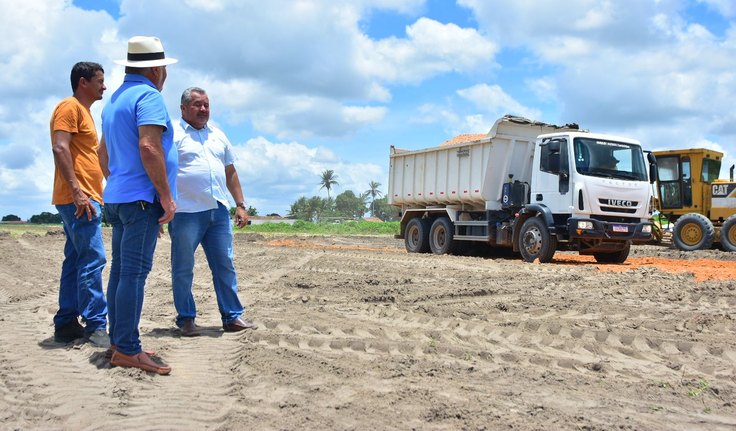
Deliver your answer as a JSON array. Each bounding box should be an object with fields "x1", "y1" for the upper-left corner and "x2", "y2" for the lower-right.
[
  {"x1": 111, "y1": 351, "x2": 171, "y2": 375},
  {"x1": 105, "y1": 345, "x2": 155, "y2": 359},
  {"x1": 222, "y1": 317, "x2": 258, "y2": 332},
  {"x1": 180, "y1": 319, "x2": 201, "y2": 337}
]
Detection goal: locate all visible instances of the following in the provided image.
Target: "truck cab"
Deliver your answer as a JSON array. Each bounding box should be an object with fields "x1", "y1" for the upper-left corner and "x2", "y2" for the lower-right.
[{"x1": 517, "y1": 132, "x2": 654, "y2": 262}]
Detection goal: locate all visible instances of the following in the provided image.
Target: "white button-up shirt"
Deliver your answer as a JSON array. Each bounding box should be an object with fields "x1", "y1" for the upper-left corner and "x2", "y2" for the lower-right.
[{"x1": 173, "y1": 118, "x2": 237, "y2": 213}]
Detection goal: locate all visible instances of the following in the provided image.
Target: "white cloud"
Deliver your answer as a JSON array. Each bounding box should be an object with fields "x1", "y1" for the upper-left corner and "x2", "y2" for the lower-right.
[
  {"x1": 3, "y1": 0, "x2": 736, "y2": 219},
  {"x1": 457, "y1": 84, "x2": 542, "y2": 121},
  {"x1": 459, "y1": 0, "x2": 673, "y2": 50},
  {"x1": 183, "y1": 0, "x2": 225, "y2": 12},
  {"x1": 359, "y1": 17, "x2": 497, "y2": 82},
  {"x1": 697, "y1": 0, "x2": 736, "y2": 17},
  {"x1": 527, "y1": 77, "x2": 558, "y2": 103},
  {"x1": 459, "y1": 1, "x2": 736, "y2": 147},
  {"x1": 412, "y1": 103, "x2": 460, "y2": 126},
  {"x1": 231, "y1": 136, "x2": 383, "y2": 215}
]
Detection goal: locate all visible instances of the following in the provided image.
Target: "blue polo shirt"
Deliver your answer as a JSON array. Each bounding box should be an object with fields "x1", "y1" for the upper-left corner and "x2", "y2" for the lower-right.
[{"x1": 101, "y1": 74, "x2": 177, "y2": 204}]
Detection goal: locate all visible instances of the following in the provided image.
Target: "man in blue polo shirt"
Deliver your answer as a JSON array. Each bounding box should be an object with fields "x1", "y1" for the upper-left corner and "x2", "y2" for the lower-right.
[{"x1": 99, "y1": 36, "x2": 178, "y2": 375}]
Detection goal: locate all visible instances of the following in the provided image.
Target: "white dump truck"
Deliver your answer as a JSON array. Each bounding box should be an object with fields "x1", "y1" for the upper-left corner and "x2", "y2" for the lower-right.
[{"x1": 388, "y1": 115, "x2": 657, "y2": 263}]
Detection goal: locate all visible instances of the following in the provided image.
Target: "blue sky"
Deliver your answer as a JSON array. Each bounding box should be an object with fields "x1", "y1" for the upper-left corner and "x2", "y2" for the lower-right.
[{"x1": 1, "y1": 0, "x2": 735, "y2": 219}]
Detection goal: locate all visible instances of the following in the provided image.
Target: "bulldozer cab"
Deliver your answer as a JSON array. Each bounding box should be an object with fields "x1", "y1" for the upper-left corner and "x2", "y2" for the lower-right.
[{"x1": 653, "y1": 148, "x2": 723, "y2": 219}]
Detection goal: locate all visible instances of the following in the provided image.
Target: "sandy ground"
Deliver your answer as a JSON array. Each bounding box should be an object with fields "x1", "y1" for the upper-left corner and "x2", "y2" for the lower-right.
[{"x1": 0, "y1": 229, "x2": 735, "y2": 430}]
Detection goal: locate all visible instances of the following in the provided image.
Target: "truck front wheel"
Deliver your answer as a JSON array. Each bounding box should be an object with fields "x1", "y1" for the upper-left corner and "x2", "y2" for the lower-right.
[
  {"x1": 518, "y1": 217, "x2": 557, "y2": 263},
  {"x1": 593, "y1": 242, "x2": 630, "y2": 263},
  {"x1": 721, "y1": 214, "x2": 736, "y2": 252},
  {"x1": 429, "y1": 217, "x2": 455, "y2": 255},
  {"x1": 405, "y1": 218, "x2": 431, "y2": 253},
  {"x1": 673, "y1": 213, "x2": 715, "y2": 251}
]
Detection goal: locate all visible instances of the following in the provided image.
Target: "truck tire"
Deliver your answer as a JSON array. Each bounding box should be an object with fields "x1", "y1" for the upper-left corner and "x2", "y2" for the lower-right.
[
  {"x1": 593, "y1": 242, "x2": 630, "y2": 264},
  {"x1": 429, "y1": 217, "x2": 455, "y2": 255},
  {"x1": 518, "y1": 217, "x2": 557, "y2": 263},
  {"x1": 672, "y1": 213, "x2": 715, "y2": 251},
  {"x1": 405, "y1": 218, "x2": 431, "y2": 253},
  {"x1": 721, "y1": 214, "x2": 736, "y2": 252}
]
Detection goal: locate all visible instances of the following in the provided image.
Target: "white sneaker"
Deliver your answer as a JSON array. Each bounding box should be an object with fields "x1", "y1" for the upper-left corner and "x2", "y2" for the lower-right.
[{"x1": 85, "y1": 329, "x2": 111, "y2": 348}]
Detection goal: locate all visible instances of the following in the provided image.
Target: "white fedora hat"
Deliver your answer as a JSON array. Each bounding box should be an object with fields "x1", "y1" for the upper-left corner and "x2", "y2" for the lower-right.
[{"x1": 114, "y1": 36, "x2": 178, "y2": 67}]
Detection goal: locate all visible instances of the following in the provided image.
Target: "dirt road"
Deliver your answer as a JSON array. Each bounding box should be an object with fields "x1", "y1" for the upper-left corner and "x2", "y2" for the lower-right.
[{"x1": 1, "y1": 230, "x2": 734, "y2": 430}]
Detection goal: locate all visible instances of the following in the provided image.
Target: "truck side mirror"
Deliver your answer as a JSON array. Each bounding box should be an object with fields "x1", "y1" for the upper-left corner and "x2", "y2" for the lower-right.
[
  {"x1": 647, "y1": 152, "x2": 657, "y2": 184},
  {"x1": 541, "y1": 138, "x2": 564, "y2": 175},
  {"x1": 547, "y1": 140, "x2": 561, "y2": 153}
]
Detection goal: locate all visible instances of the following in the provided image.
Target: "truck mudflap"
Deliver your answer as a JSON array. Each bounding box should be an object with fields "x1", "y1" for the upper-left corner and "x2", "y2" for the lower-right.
[{"x1": 566, "y1": 218, "x2": 653, "y2": 242}]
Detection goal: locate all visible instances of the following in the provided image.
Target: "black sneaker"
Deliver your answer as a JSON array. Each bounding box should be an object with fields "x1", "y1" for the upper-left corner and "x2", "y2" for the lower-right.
[{"x1": 54, "y1": 319, "x2": 85, "y2": 343}]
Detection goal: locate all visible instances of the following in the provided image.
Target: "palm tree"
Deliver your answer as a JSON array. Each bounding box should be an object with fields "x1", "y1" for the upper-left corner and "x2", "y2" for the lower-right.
[
  {"x1": 365, "y1": 180, "x2": 383, "y2": 216},
  {"x1": 319, "y1": 169, "x2": 339, "y2": 199}
]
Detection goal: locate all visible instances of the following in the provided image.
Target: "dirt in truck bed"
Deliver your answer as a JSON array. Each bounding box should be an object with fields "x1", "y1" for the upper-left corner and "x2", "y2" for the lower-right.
[{"x1": 1, "y1": 229, "x2": 735, "y2": 430}]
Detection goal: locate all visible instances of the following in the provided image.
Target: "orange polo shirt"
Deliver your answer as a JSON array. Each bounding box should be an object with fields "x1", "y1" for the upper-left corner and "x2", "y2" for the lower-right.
[{"x1": 50, "y1": 96, "x2": 104, "y2": 205}]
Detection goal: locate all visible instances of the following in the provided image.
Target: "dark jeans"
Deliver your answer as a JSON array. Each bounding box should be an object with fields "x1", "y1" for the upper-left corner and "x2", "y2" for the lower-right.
[
  {"x1": 55, "y1": 201, "x2": 108, "y2": 333},
  {"x1": 169, "y1": 202, "x2": 244, "y2": 327},
  {"x1": 105, "y1": 201, "x2": 163, "y2": 355}
]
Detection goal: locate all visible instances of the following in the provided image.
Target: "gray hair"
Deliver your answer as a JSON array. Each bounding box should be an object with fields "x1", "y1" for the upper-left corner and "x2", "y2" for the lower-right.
[{"x1": 181, "y1": 87, "x2": 207, "y2": 105}]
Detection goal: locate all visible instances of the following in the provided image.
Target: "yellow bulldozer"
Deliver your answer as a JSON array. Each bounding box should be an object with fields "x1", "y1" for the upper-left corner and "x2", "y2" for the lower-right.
[{"x1": 652, "y1": 148, "x2": 736, "y2": 251}]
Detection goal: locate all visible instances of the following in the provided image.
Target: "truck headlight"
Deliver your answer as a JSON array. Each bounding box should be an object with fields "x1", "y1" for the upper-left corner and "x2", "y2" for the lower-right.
[
  {"x1": 577, "y1": 221, "x2": 594, "y2": 230},
  {"x1": 642, "y1": 225, "x2": 652, "y2": 233}
]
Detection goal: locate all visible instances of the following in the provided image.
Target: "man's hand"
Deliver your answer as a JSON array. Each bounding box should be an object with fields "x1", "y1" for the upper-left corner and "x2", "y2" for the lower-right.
[
  {"x1": 234, "y1": 207, "x2": 248, "y2": 228},
  {"x1": 73, "y1": 190, "x2": 96, "y2": 220},
  {"x1": 159, "y1": 199, "x2": 176, "y2": 225}
]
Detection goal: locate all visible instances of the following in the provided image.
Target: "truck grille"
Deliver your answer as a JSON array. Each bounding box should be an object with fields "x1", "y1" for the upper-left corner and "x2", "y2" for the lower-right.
[{"x1": 598, "y1": 199, "x2": 639, "y2": 214}]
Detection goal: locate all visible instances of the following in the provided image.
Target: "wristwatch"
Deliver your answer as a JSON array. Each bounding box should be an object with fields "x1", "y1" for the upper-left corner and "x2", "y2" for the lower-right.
[{"x1": 236, "y1": 202, "x2": 246, "y2": 209}]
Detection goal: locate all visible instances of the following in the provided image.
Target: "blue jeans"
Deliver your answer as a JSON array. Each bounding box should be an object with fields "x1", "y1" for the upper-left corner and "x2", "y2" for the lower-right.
[
  {"x1": 169, "y1": 202, "x2": 244, "y2": 327},
  {"x1": 55, "y1": 201, "x2": 107, "y2": 333},
  {"x1": 105, "y1": 201, "x2": 163, "y2": 355}
]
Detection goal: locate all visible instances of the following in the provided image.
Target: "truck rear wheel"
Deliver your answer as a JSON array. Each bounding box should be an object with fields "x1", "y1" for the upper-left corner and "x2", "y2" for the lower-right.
[
  {"x1": 429, "y1": 217, "x2": 455, "y2": 255},
  {"x1": 593, "y1": 242, "x2": 630, "y2": 263},
  {"x1": 405, "y1": 218, "x2": 431, "y2": 253},
  {"x1": 518, "y1": 217, "x2": 557, "y2": 263},
  {"x1": 673, "y1": 213, "x2": 715, "y2": 251},
  {"x1": 721, "y1": 214, "x2": 736, "y2": 252}
]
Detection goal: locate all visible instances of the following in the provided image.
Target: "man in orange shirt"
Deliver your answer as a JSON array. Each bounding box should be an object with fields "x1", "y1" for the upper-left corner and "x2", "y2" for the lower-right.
[{"x1": 50, "y1": 62, "x2": 109, "y2": 347}]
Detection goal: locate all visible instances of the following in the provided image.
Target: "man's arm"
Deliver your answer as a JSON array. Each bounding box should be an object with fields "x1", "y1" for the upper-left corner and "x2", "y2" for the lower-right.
[
  {"x1": 225, "y1": 164, "x2": 248, "y2": 228},
  {"x1": 138, "y1": 125, "x2": 176, "y2": 224},
  {"x1": 51, "y1": 130, "x2": 95, "y2": 220},
  {"x1": 98, "y1": 134, "x2": 110, "y2": 179}
]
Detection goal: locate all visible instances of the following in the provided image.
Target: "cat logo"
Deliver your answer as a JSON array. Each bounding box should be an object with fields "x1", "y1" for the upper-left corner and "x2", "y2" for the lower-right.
[{"x1": 712, "y1": 183, "x2": 735, "y2": 197}]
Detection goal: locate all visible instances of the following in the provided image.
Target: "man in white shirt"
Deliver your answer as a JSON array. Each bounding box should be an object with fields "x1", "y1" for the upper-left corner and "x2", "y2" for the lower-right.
[{"x1": 169, "y1": 87, "x2": 257, "y2": 336}]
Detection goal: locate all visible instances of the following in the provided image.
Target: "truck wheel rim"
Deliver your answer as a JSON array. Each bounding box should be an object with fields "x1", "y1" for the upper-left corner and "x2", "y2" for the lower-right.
[
  {"x1": 433, "y1": 226, "x2": 446, "y2": 248},
  {"x1": 680, "y1": 222, "x2": 702, "y2": 246},
  {"x1": 408, "y1": 226, "x2": 419, "y2": 247},
  {"x1": 522, "y1": 227, "x2": 542, "y2": 254},
  {"x1": 728, "y1": 226, "x2": 736, "y2": 245}
]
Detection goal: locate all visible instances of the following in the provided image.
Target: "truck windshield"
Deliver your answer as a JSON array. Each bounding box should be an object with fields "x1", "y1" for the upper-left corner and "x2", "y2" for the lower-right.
[{"x1": 573, "y1": 138, "x2": 648, "y2": 181}]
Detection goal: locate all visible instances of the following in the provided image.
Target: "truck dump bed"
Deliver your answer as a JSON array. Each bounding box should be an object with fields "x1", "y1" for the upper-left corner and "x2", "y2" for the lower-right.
[{"x1": 389, "y1": 116, "x2": 576, "y2": 210}]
